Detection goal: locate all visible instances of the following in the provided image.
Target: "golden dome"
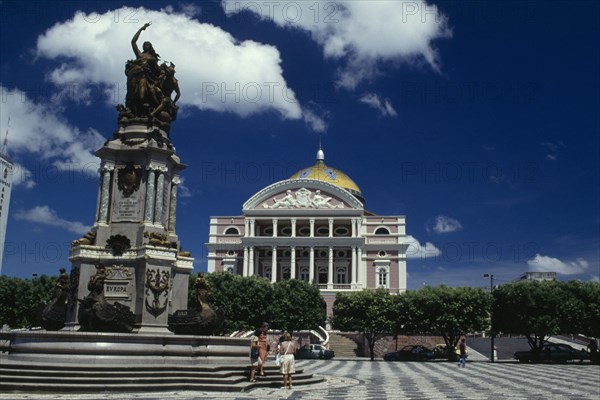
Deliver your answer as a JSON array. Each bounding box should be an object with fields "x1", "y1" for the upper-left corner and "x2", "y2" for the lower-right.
[{"x1": 290, "y1": 150, "x2": 364, "y2": 202}]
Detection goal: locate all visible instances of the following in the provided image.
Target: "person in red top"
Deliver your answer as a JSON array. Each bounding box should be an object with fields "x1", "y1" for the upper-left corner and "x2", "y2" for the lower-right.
[{"x1": 256, "y1": 322, "x2": 269, "y2": 376}]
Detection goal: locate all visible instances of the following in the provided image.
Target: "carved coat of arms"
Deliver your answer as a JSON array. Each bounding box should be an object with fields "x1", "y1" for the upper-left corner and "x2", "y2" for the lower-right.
[{"x1": 117, "y1": 163, "x2": 142, "y2": 197}]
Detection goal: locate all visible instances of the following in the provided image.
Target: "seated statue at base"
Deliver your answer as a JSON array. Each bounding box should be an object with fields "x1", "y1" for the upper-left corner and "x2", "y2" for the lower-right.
[
  {"x1": 78, "y1": 263, "x2": 134, "y2": 333},
  {"x1": 168, "y1": 273, "x2": 224, "y2": 335},
  {"x1": 41, "y1": 268, "x2": 70, "y2": 331}
]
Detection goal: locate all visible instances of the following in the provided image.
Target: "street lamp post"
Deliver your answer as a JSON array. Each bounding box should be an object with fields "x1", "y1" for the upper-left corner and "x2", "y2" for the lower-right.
[{"x1": 483, "y1": 273, "x2": 495, "y2": 363}]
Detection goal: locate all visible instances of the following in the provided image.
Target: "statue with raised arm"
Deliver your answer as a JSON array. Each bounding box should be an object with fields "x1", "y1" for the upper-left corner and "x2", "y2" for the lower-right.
[
  {"x1": 125, "y1": 22, "x2": 163, "y2": 116},
  {"x1": 118, "y1": 22, "x2": 181, "y2": 132}
]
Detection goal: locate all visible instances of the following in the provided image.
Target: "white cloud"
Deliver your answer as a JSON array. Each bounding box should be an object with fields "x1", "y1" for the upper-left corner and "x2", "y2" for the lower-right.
[
  {"x1": 405, "y1": 235, "x2": 441, "y2": 259},
  {"x1": 591, "y1": 275, "x2": 600, "y2": 283},
  {"x1": 178, "y1": 176, "x2": 192, "y2": 198},
  {"x1": 429, "y1": 215, "x2": 462, "y2": 234},
  {"x1": 35, "y1": 7, "x2": 302, "y2": 122},
  {"x1": 359, "y1": 93, "x2": 397, "y2": 117},
  {"x1": 10, "y1": 163, "x2": 36, "y2": 189},
  {"x1": 527, "y1": 254, "x2": 589, "y2": 275},
  {"x1": 0, "y1": 85, "x2": 104, "y2": 178},
  {"x1": 180, "y1": 3, "x2": 202, "y2": 17},
  {"x1": 541, "y1": 141, "x2": 564, "y2": 161},
  {"x1": 223, "y1": 0, "x2": 451, "y2": 89},
  {"x1": 302, "y1": 108, "x2": 327, "y2": 133},
  {"x1": 14, "y1": 205, "x2": 91, "y2": 235}
]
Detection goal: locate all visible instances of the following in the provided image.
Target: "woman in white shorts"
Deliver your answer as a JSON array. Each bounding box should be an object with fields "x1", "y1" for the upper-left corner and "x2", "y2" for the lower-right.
[{"x1": 278, "y1": 332, "x2": 296, "y2": 389}]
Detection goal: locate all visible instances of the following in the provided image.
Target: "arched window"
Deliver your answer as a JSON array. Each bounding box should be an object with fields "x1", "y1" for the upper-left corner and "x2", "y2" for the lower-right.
[
  {"x1": 300, "y1": 267, "x2": 309, "y2": 281},
  {"x1": 336, "y1": 267, "x2": 347, "y2": 284},
  {"x1": 377, "y1": 267, "x2": 388, "y2": 288},
  {"x1": 375, "y1": 227, "x2": 390, "y2": 235},
  {"x1": 264, "y1": 266, "x2": 272, "y2": 281},
  {"x1": 225, "y1": 227, "x2": 239, "y2": 235}
]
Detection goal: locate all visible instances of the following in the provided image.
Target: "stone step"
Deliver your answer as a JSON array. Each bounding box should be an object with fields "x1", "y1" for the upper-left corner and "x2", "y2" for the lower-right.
[
  {"x1": 328, "y1": 333, "x2": 359, "y2": 357},
  {"x1": 0, "y1": 376, "x2": 326, "y2": 393},
  {"x1": 0, "y1": 362, "x2": 323, "y2": 393}
]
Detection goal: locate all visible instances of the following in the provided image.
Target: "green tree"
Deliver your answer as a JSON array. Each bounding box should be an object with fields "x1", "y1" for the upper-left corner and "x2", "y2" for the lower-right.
[
  {"x1": 399, "y1": 285, "x2": 491, "y2": 356},
  {"x1": 204, "y1": 272, "x2": 274, "y2": 333},
  {"x1": 559, "y1": 281, "x2": 600, "y2": 339},
  {"x1": 270, "y1": 279, "x2": 326, "y2": 334},
  {"x1": 492, "y1": 280, "x2": 568, "y2": 351},
  {"x1": 331, "y1": 289, "x2": 395, "y2": 360},
  {"x1": 0, "y1": 274, "x2": 55, "y2": 329}
]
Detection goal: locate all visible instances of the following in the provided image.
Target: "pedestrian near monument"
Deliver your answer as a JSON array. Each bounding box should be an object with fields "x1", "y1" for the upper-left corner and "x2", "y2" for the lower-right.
[
  {"x1": 256, "y1": 322, "x2": 269, "y2": 376},
  {"x1": 278, "y1": 331, "x2": 296, "y2": 389},
  {"x1": 458, "y1": 338, "x2": 467, "y2": 368},
  {"x1": 249, "y1": 334, "x2": 260, "y2": 382},
  {"x1": 587, "y1": 339, "x2": 598, "y2": 363}
]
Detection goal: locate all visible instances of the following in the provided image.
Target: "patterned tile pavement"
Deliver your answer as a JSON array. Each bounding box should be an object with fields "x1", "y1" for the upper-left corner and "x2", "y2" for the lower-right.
[{"x1": 3, "y1": 360, "x2": 599, "y2": 400}]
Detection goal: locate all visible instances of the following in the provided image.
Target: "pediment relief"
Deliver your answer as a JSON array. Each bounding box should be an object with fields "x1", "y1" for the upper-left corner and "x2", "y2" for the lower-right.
[
  {"x1": 243, "y1": 179, "x2": 364, "y2": 211},
  {"x1": 262, "y1": 187, "x2": 344, "y2": 209}
]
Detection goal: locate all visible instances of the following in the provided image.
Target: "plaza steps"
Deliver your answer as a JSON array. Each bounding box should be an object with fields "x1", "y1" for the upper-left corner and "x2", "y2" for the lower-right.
[
  {"x1": 328, "y1": 333, "x2": 359, "y2": 358},
  {"x1": 0, "y1": 361, "x2": 323, "y2": 393}
]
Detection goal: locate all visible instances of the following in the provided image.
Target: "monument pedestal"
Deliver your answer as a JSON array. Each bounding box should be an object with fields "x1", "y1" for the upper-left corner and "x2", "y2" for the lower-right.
[{"x1": 68, "y1": 124, "x2": 194, "y2": 332}]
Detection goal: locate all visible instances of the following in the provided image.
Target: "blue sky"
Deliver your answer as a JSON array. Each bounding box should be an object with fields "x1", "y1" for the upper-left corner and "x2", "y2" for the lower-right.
[{"x1": 0, "y1": 0, "x2": 598, "y2": 289}]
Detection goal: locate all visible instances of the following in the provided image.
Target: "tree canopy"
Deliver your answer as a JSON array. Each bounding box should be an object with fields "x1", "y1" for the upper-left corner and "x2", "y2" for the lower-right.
[
  {"x1": 493, "y1": 280, "x2": 567, "y2": 350},
  {"x1": 270, "y1": 279, "x2": 326, "y2": 334},
  {"x1": 493, "y1": 280, "x2": 600, "y2": 351},
  {"x1": 204, "y1": 272, "x2": 274, "y2": 333},
  {"x1": 331, "y1": 289, "x2": 395, "y2": 360},
  {"x1": 398, "y1": 285, "x2": 491, "y2": 353},
  {"x1": 0, "y1": 274, "x2": 55, "y2": 329},
  {"x1": 203, "y1": 273, "x2": 326, "y2": 334}
]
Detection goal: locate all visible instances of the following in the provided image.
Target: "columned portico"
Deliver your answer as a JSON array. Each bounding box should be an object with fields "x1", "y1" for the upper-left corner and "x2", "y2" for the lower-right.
[
  {"x1": 327, "y1": 246, "x2": 334, "y2": 288},
  {"x1": 309, "y1": 246, "x2": 315, "y2": 283},
  {"x1": 271, "y1": 246, "x2": 277, "y2": 283},
  {"x1": 206, "y1": 149, "x2": 408, "y2": 317},
  {"x1": 249, "y1": 246, "x2": 255, "y2": 275},
  {"x1": 351, "y1": 246, "x2": 357, "y2": 286},
  {"x1": 290, "y1": 246, "x2": 296, "y2": 279}
]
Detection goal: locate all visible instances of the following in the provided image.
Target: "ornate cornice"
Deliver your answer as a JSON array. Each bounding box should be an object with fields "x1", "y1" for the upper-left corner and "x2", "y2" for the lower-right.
[{"x1": 243, "y1": 179, "x2": 364, "y2": 211}]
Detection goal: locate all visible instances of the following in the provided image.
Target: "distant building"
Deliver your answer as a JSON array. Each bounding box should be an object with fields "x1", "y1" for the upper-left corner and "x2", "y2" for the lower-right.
[
  {"x1": 518, "y1": 272, "x2": 557, "y2": 281},
  {"x1": 0, "y1": 148, "x2": 14, "y2": 274},
  {"x1": 206, "y1": 150, "x2": 409, "y2": 315}
]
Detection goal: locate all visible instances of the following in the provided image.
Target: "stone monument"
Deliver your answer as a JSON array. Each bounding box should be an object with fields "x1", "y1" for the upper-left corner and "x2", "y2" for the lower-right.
[
  {"x1": 168, "y1": 272, "x2": 224, "y2": 335},
  {"x1": 0, "y1": 24, "x2": 323, "y2": 392},
  {"x1": 40, "y1": 267, "x2": 70, "y2": 331},
  {"x1": 67, "y1": 22, "x2": 193, "y2": 333}
]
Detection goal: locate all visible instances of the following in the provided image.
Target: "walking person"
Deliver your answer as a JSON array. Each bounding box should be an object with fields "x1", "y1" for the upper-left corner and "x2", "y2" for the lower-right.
[
  {"x1": 279, "y1": 331, "x2": 296, "y2": 389},
  {"x1": 458, "y1": 338, "x2": 467, "y2": 368},
  {"x1": 256, "y1": 322, "x2": 269, "y2": 376},
  {"x1": 587, "y1": 339, "x2": 598, "y2": 364},
  {"x1": 249, "y1": 334, "x2": 260, "y2": 382}
]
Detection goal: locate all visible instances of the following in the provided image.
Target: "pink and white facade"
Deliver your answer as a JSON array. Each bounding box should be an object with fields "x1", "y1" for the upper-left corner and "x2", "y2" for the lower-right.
[{"x1": 206, "y1": 152, "x2": 409, "y2": 315}]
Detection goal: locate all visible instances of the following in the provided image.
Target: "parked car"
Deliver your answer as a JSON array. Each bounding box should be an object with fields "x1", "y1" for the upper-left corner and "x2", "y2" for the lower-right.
[
  {"x1": 383, "y1": 345, "x2": 435, "y2": 361},
  {"x1": 296, "y1": 344, "x2": 335, "y2": 359},
  {"x1": 432, "y1": 343, "x2": 460, "y2": 360},
  {"x1": 514, "y1": 343, "x2": 589, "y2": 363}
]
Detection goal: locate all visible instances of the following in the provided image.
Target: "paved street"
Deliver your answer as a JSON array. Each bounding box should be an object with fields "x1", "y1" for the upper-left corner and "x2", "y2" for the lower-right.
[{"x1": 4, "y1": 360, "x2": 599, "y2": 400}]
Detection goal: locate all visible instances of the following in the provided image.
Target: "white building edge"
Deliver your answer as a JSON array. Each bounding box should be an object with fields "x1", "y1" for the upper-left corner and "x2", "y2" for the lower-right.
[
  {"x1": 206, "y1": 150, "x2": 409, "y2": 315},
  {"x1": 0, "y1": 151, "x2": 14, "y2": 274}
]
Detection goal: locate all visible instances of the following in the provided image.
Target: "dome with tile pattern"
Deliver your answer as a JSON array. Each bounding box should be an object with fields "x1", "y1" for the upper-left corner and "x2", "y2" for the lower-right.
[{"x1": 289, "y1": 149, "x2": 364, "y2": 204}]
